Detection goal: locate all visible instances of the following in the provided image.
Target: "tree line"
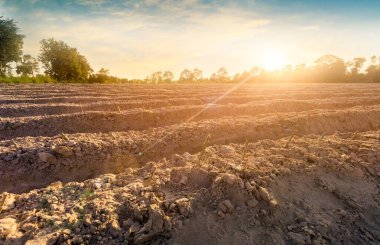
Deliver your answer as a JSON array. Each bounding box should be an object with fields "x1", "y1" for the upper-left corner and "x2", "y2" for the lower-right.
[{"x1": 1, "y1": 16, "x2": 380, "y2": 84}]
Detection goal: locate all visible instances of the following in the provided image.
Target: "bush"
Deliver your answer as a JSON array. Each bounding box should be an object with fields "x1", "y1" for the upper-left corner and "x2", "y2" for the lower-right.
[{"x1": 0, "y1": 75, "x2": 57, "y2": 83}]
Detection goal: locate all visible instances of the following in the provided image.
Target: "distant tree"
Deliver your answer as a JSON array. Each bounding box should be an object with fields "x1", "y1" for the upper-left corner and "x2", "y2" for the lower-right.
[
  {"x1": 16, "y1": 54, "x2": 39, "y2": 76},
  {"x1": 192, "y1": 68, "x2": 203, "y2": 82},
  {"x1": 0, "y1": 17, "x2": 24, "y2": 76},
  {"x1": 346, "y1": 57, "x2": 366, "y2": 82},
  {"x1": 314, "y1": 55, "x2": 347, "y2": 82},
  {"x1": 163, "y1": 71, "x2": 174, "y2": 82},
  {"x1": 210, "y1": 72, "x2": 218, "y2": 81},
  {"x1": 98, "y1": 68, "x2": 109, "y2": 76},
  {"x1": 179, "y1": 69, "x2": 192, "y2": 82},
  {"x1": 215, "y1": 67, "x2": 229, "y2": 82},
  {"x1": 88, "y1": 68, "x2": 121, "y2": 83},
  {"x1": 178, "y1": 69, "x2": 203, "y2": 82},
  {"x1": 39, "y1": 38, "x2": 92, "y2": 81},
  {"x1": 149, "y1": 71, "x2": 163, "y2": 83},
  {"x1": 366, "y1": 55, "x2": 380, "y2": 83}
]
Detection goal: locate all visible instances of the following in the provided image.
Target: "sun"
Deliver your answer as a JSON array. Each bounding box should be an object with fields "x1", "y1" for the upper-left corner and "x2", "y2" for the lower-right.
[{"x1": 262, "y1": 52, "x2": 286, "y2": 70}]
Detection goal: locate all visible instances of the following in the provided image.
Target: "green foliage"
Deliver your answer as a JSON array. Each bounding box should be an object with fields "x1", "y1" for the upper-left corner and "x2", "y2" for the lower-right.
[
  {"x1": 39, "y1": 38, "x2": 92, "y2": 82},
  {"x1": 0, "y1": 17, "x2": 24, "y2": 77},
  {"x1": 16, "y1": 54, "x2": 39, "y2": 76},
  {"x1": 0, "y1": 74, "x2": 56, "y2": 83},
  {"x1": 88, "y1": 68, "x2": 127, "y2": 83}
]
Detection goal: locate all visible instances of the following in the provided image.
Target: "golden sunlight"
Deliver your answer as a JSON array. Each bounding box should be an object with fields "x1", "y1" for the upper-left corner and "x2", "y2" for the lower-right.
[{"x1": 262, "y1": 51, "x2": 286, "y2": 70}]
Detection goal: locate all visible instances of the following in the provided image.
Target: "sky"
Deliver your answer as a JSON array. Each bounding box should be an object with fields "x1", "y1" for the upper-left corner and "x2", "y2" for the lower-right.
[{"x1": 1, "y1": 0, "x2": 380, "y2": 78}]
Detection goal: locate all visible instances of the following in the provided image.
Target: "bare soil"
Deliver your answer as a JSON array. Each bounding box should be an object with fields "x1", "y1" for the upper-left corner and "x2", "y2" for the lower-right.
[{"x1": 1, "y1": 83, "x2": 380, "y2": 244}]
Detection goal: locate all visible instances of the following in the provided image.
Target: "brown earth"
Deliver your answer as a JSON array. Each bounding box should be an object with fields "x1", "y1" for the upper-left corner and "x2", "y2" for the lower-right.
[{"x1": 0, "y1": 83, "x2": 380, "y2": 244}]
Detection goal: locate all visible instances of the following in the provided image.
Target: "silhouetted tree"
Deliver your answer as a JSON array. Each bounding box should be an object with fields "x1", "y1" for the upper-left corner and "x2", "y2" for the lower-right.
[
  {"x1": 179, "y1": 69, "x2": 203, "y2": 82},
  {"x1": 314, "y1": 55, "x2": 347, "y2": 83},
  {"x1": 179, "y1": 69, "x2": 192, "y2": 82},
  {"x1": 215, "y1": 67, "x2": 229, "y2": 82},
  {"x1": 0, "y1": 17, "x2": 24, "y2": 76},
  {"x1": 16, "y1": 54, "x2": 39, "y2": 76},
  {"x1": 39, "y1": 38, "x2": 92, "y2": 82},
  {"x1": 88, "y1": 68, "x2": 111, "y2": 83},
  {"x1": 366, "y1": 56, "x2": 380, "y2": 83},
  {"x1": 163, "y1": 71, "x2": 174, "y2": 82},
  {"x1": 346, "y1": 57, "x2": 366, "y2": 82},
  {"x1": 192, "y1": 68, "x2": 203, "y2": 82},
  {"x1": 149, "y1": 71, "x2": 163, "y2": 83}
]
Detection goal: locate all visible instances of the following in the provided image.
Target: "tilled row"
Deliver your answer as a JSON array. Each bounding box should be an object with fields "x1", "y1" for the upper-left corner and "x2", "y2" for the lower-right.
[
  {"x1": 1, "y1": 98, "x2": 380, "y2": 139},
  {"x1": 1, "y1": 106, "x2": 379, "y2": 193},
  {"x1": 0, "y1": 131, "x2": 379, "y2": 244},
  {"x1": 2, "y1": 92, "x2": 380, "y2": 118}
]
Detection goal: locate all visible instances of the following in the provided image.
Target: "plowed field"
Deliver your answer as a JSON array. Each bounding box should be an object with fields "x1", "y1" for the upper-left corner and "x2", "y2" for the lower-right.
[{"x1": 1, "y1": 83, "x2": 380, "y2": 244}]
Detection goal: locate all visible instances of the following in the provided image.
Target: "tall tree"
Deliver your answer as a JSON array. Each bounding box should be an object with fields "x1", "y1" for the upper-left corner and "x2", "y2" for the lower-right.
[
  {"x1": 16, "y1": 54, "x2": 39, "y2": 76},
  {"x1": 215, "y1": 67, "x2": 229, "y2": 82},
  {"x1": 0, "y1": 17, "x2": 24, "y2": 76},
  {"x1": 179, "y1": 69, "x2": 192, "y2": 82},
  {"x1": 163, "y1": 71, "x2": 174, "y2": 82},
  {"x1": 314, "y1": 55, "x2": 347, "y2": 83},
  {"x1": 366, "y1": 56, "x2": 380, "y2": 83},
  {"x1": 192, "y1": 68, "x2": 203, "y2": 82},
  {"x1": 149, "y1": 71, "x2": 163, "y2": 84},
  {"x1": 39, "y1": 38, "x2": 92, "y2": 81}
]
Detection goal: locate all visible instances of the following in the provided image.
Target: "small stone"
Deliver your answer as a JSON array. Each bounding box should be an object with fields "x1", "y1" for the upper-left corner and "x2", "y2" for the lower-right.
[
  {"x1": 0, "y1": 217, "x2": 18, "y2": 239},
  {"x1": 0, "y1": 193, "x2": 16, "y2": 212},
  {"x1": 219, "y1": 200, "x2": 234, "y2": 213},
  {"x1": 220, "y1": 173, "x2": 237, "y2": 185},
  {"x1": 52, "y1": 145, "x2": 74, "y2": 158},
  {"x1": 38, "y1": 152, "x2": 56, "y2": 163},
  {"x1": 259, "y1": 187, "x2": 272, "y2": 202},
  {"x1": 129, "y1": 222, "x2": 141, "y2": 233},
  {"x1": 175, "y1": 198, "x2": 192, "y2": 216},
  {"x1": 20, "y1": 223, "x2": 38, "y2": 233},
  {"x1": 123, "y1": 218, "x2": 134, "y2": 228},
  {"x1": 246, "y1": 199, "x2": 259, "y2": 208},
  {"x1": 134, "y1": 232, "x2": 155, "y2": 244},
  {"x1": 174, "y1": 220, "x2": 183, "y2": 229},
  {"x1": 269, "y1": 199, "x2": 278, "y2": 208},
  {"x1": 149, "y1": 204, "x2": 164, "y2": 232},
  {"x1": 179, "y1": 175, "x2": 188, "y2": 185},
  {"x1": 47, "y1": 181, "x2": 63, "y2": 190},
  {"x1": 245, "y1": 182, "x2": 254, "y2": 192},
  {"x1": 109, "y1": 220, "x2": 121, "y2": 238},
  {"x1": 220, "y1": 145, "x2": 235, "y2": 155}
]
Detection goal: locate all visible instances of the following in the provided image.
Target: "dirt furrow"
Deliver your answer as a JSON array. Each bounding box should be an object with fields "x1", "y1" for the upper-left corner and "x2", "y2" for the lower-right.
[
  {"x1": 1, "y1": 106, "x2": 379, "y2": 193},
  {"x1": 1, "y1": 98, "x2": 380, "y2": 139}
]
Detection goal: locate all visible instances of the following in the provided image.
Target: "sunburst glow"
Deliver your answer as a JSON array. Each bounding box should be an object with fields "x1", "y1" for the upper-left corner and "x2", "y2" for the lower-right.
[{"x1": 262, "y1": 52, "x2": 287, "y2": 70}]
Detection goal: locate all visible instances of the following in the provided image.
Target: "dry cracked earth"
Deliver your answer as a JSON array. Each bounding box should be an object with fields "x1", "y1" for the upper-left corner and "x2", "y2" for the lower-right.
[{"x1": 0, "y1": 83, "x2": 380, "y2": 245}]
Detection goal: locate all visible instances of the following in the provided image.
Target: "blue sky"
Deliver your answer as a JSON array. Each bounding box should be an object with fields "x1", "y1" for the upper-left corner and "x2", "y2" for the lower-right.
[{"x1": 1, "y1": 0, "x2": 380, "y2": 78}]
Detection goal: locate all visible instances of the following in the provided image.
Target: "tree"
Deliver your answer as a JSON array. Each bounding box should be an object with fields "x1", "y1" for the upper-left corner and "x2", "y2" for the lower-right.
[
  {"x1": 179, "y1": 69, "x2": 192, "y2": 82},
  {"x1": 149, "y1": 71, "x2": 163, "y2": 84},
  {"x1": 366, "y1": 56, "x2": 380, "y2": 83},
  {"x1": 39, "y1": 38, "x2": 92, "y2": 81},
  {"x1": 314, "y1": 55, "x2": 347, "y2": 83},
  {"x1": 346, "y1": 57, "x2": 366, "y2": 82},
  {"x1": 179, "y1": 69, "x2": 203, "y2": 82},
  {"x1": 16, "y1": 54, "x2": 39, "y2": 76},
  {"x1": 0, "y1": 17, "x2": 24, "y2": 76},
  {"x1": 214, "y1": 67, "x2": 229, "y2": 82},
  {"x1": 163, "y1": 71, "x2": 174, "y2": 82},
  {"x1": 88, "y1": 68, "x2": 110, "y2": 83}
]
